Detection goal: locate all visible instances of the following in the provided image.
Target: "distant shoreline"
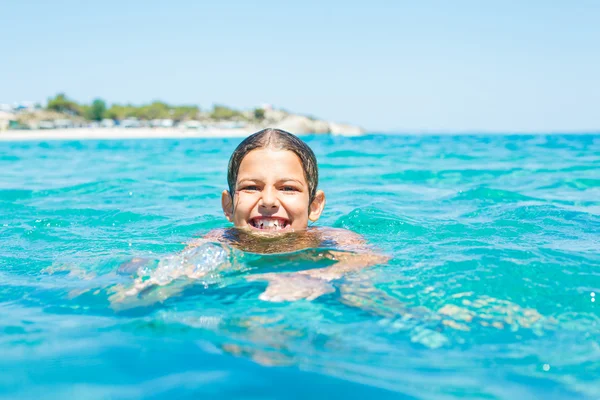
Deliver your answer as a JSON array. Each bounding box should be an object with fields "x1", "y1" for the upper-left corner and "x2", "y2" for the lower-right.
[
  {"x1": 0, "y1": 128, "x2": 257, "y2": 142},
  {"x1": 0, "y1": 128, "x2": 598, "y2": 142}
]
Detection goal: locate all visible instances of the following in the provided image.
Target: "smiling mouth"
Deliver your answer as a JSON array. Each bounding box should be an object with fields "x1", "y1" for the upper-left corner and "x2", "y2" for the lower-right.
[{"x1": 249, "y1": 217, "x2": 290, "y2": 231}]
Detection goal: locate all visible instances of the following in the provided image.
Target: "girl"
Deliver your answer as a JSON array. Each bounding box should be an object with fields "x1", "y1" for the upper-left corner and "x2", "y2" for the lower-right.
[
  {"x1": 115, "y1": 129, "x2": 387, "y2": 304},
  {"x1": 206, "y1": 128, "x2": 367, "y2": 252}
]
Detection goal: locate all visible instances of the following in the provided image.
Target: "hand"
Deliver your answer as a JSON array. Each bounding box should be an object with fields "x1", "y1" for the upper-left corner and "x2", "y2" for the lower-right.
[
  {"x1": 117, "y1": 257, "x2": 150, "y2": 275},
  {"x1": 247, "y1": 272, "x2": 335, "y2": 302}
]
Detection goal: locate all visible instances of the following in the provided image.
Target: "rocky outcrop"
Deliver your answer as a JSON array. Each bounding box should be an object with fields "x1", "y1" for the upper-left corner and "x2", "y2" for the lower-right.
[
  {"x1": 329, "y1": 122, "x2": 364, "y2": 136},
  {"x1": 273, "y1": 115, "x2": 364, "y2": 135},
  {"x1": 274, "y1": 115, "x2": 313, "y2": 134},
  {"x1": 312, "y1": 120, "x2": 330, "y2": 134}
]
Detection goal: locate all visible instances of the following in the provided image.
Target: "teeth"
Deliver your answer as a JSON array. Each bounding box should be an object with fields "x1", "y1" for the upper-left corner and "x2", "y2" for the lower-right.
[{"x1": 252, "y1": 218, "x2": 287, "y2": 230}]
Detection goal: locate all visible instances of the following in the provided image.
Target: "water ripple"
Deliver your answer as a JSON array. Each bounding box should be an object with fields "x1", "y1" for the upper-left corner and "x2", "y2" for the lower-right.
[{"x1": 0, "y1": 134, "x2": 599, "y2": 399}]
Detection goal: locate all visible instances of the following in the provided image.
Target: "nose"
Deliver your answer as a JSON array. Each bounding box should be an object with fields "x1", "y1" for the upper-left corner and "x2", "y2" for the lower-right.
[{"x1": 259, "y1": 187, "x2": 279, "y2": 209}]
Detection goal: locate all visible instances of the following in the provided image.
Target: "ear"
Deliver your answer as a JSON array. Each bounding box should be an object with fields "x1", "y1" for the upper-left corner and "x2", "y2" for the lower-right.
[
  {"x1": 308, "y1": 190, "x2": 326, "y2": 222},
  {"x1": 221, "y1": 190, "x2": 234, "y2": 222}
]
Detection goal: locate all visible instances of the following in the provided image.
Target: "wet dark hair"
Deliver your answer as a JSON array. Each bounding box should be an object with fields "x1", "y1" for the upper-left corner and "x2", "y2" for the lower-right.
[{"x1": 227, "y1": 128, "x2": 319, "y2": 202}]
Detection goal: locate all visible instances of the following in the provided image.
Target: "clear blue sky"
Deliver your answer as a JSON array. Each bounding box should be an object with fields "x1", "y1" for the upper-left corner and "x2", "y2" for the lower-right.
[{"x1": 1, "y1": 0, "x2": 599, "y2": 132}]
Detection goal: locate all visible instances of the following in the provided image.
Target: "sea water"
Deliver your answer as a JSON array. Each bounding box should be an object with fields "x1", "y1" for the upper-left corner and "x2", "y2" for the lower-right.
[{"x1": 0, "y1": 134, "x2": 599, "y2": 399}]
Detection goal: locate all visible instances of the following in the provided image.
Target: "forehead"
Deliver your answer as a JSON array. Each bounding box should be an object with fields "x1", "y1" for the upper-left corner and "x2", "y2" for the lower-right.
[{"x1": 237, "y1": 148, "x2": 306, "y2": 182}]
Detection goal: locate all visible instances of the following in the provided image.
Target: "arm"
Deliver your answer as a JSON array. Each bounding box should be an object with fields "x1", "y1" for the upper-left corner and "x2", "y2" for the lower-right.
[
  {"x1": 249, "y1": 229, "x2": 389, "y2": 301},
  {"x1": 298, "y1": 250, "x2": 389, "y2": 281},
  {"x1": 298, "y1": 227, "x2": 389, "y2": 280},
  {"x1": 112, "y1": 230, "x2": 230, "y2": 305},
  {"x1": 117, "y1": 229, "x2": 227, "y2": 275},
  {"x1": 185, "y1": 228, "x2": 228, "y2": 249}
]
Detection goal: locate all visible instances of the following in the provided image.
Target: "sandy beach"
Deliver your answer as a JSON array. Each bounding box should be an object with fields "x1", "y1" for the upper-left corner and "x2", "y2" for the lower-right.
[
  {"x1": 0, "y1": 127, "x2": 261, "y2": 142},
  {"x1": 2, "y1": 128, "x2": 598, "y2": 142}
]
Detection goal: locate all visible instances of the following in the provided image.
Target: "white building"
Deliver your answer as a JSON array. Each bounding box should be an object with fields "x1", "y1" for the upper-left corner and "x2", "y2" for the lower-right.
[
  {"x1": 38, "y1": 121, "x2": 55, "y2": 129},
  {"x1": 120, "y1": 118, "x2": 141, "y2": 128},
  {"x1": 100, "y1": 119, "x2": 115, "y2": 128},
  {"x1": 180, "y1": 120, "x2": 202, "y2": 129},
  {"x1": 54, "y1": 119, "x2": 73, "y2": 129},
  {"x1": 0, "y1": 111, "x2": 16, "y2": 131}
]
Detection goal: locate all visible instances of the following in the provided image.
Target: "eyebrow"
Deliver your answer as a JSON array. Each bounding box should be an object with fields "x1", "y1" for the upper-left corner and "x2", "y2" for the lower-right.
[
  {"x1": 279, "y1": 178, "x2": 305, "y2": 186},
  {"x1": 237, "y1": 178, "x2": 305, "y2": 186}
]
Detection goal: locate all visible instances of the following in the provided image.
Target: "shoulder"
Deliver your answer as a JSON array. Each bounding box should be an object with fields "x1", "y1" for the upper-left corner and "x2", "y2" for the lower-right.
[
  {"x1": 203, "y1": 228, "x2": 228, "y2": 241},
  {"x1": 314, "y1": 227, "x2": 369, "y2": 251},
  {"x1": 317, "y1": 227, "x2": 364, "y2": 241},
  {"x1": 186, "y1": 228, "x2": 229, "y2": 248}
]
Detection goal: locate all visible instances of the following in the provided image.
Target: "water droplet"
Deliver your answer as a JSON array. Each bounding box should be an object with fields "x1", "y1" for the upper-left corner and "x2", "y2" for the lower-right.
[
  {"x1": 129, "y1": 192, "x2": 133, "y2": 196},
  {"x1": 128, "y1": 242, "x2": 132, "y2": 247},
  {"x1": 591, "y1": 292, "x2": 596, "y2": 297},
  {"x1": 543, "y1": 364, "x2": 550, "y2": 371},
  {"x1": 592, "y1": 298, "x2": 596, "y2": 303}
]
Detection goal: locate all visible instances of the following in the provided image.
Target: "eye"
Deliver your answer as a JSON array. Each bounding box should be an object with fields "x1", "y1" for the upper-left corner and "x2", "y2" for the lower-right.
[
  {"x1": 281, "y1": 186, "x2": 299, "y2": 192},
  {"x1": 240, "y1": 185, "x2": 260, "y2": 191}
]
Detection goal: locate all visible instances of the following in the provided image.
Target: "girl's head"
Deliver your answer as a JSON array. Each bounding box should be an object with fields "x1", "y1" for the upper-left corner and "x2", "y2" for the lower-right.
[{"x1": 222, "y1": 128, "x2": 325, "y2": 232}]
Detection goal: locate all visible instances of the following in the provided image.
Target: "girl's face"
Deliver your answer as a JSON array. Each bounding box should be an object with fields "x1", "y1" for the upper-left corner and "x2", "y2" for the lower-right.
[{"x1": 221, "y1": 148, "x2": 325, "y2": 232}]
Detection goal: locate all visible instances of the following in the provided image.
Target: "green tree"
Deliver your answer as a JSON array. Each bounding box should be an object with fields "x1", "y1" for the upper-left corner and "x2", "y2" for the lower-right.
[
  {"x1": 85, "y1": 98, "x2": 107, "y2": 121},
  {"x1": 106, "y1": 104, "x2": 138, "y2": 120},
  {"x1": 105, "y1": 104, "x2": 125, "y2": 120},
  {"x1": 80, "y1": 105, "x2": 91, "y2": 119},
  {"x1": 135, "y1": 101, "x2": 170, "y2": 120},
  {"x1": 172, "y1": 105, "x2": 199, "y2": 121},
  {"x1": 211, "y1": 104, "x2": 240, "y2": 120},
  {"x1": 46, "y1": 93, "x2": 81, "y2": 115},
  {"x1": 254, "y1": 108, "x2": 265, "y2": 120}
]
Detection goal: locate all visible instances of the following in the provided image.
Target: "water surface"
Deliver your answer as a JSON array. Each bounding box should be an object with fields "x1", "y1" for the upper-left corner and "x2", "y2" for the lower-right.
[{"x1": 1, "y1": 134, "x2": 599, "y2": 399}]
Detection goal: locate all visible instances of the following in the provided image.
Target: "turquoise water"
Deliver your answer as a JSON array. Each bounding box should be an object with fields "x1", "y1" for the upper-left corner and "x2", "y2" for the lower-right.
[{"x1": 1, "y1": 134, "x2": 599, "y2": 399}]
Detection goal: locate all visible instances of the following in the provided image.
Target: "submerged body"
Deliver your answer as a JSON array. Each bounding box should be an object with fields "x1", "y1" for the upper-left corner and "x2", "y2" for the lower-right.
[
  {"x1": 202, "y1": 227, "x2": 388, "y2": 300},
  {"x1": 114, "y1": 227, "x2": 388, "y2": 305}
]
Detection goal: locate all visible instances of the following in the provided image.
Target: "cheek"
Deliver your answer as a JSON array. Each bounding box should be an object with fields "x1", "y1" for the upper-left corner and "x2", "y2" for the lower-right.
[
  {"x1": 289, "y1": 212, "x2": 309, "y2": 229},
  {"x1": 283, "y1": 195, "x2": 311, "y2": 217},
  {"x1": 233, "y1": 194, "x2": 256, "y2": 216}
]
